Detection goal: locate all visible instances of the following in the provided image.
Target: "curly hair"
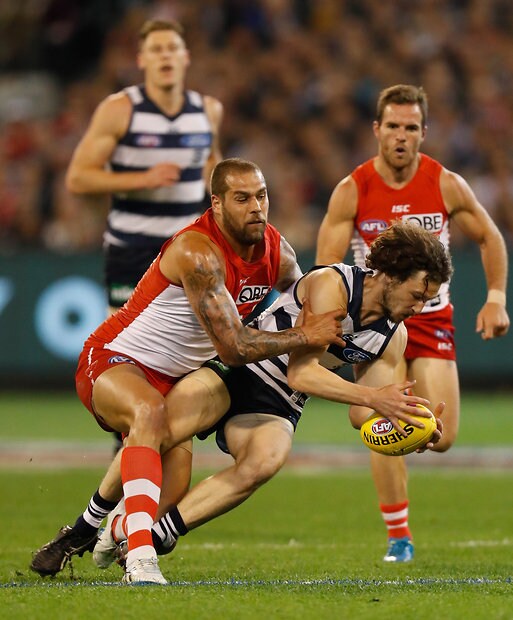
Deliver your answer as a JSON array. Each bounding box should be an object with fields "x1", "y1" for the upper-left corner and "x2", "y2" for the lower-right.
[{"x1": 365, "y1": 220, "x2": 452, "y2": 284}]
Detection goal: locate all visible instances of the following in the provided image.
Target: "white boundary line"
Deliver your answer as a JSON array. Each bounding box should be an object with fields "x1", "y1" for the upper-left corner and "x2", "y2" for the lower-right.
[{"x1": 2, "y1": 576, "x2": 513, "y2": 589}]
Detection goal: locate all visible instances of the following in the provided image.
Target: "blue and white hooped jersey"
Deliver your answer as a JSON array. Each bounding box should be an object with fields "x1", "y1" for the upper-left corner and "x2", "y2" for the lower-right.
[
  {"x1": 106, "y1": 86, "x2": 213, "y2": 248},
  {"x1": 245, "y1": 263, "x2": 401, "y2": 417}
]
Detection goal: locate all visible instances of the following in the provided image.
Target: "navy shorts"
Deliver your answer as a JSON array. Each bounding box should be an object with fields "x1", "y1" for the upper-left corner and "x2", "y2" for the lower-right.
[
  {"x1": 197, "y1": 361, "x2": 303, "y2": 454},
  {"x1": 104, "y1": 242, "x2": 164, "y2": 307}
]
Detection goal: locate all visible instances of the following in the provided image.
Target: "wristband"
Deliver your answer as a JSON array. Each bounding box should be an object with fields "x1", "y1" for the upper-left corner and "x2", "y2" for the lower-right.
[{"x1": 486, "y1": 289, "x2": 506, "y2": 306}]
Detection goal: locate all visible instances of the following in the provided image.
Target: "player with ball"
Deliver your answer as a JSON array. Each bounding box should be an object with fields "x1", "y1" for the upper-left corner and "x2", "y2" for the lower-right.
[
  {"x1": 80, "y1": 219, "x2": 452, "y2": 573},
  {"x1": 32, "y1": 220, "x2": 451, "y2": 579}
]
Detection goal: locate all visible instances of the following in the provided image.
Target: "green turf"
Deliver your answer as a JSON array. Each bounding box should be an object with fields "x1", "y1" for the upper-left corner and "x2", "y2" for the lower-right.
[
  {"x1": 2, "y1": 391, "x2": 513, "y2": 617},
  {"x1": 1, "y1": 390, "x2": 513, "y2": 446},
  {"x1": 2, "y1": 468, "x2": 513, "y2": 619}
]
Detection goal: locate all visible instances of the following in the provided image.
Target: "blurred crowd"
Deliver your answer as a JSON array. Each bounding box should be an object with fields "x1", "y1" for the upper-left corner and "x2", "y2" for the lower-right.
[{"x1": 1, "y1": 0, "x2": 513, "y2": 254}]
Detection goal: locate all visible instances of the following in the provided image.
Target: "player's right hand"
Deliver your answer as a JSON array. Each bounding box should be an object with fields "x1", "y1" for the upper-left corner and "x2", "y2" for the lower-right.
[
  {"x1": 299, "y1": 298, "x2": 344, "y2": 347},
  {"x1": 145, "y1": 162, "x2": 181, "y2": 188}
]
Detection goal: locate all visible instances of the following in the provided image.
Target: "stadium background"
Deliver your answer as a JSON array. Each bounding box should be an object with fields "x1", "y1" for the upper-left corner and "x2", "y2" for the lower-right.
[{"x1": 0, "y1": 0, "x2": 512, "y2": 387}]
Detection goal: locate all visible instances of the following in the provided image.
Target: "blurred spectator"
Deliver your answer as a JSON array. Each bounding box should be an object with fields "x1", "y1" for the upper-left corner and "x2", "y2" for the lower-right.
[{"x1": 1, "y1": 0, "x2": 513, "y2": 253}]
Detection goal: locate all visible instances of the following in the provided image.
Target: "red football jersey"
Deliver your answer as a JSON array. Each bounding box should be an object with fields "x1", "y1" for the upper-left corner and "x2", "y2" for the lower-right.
[
  {"x1": 85, "y1": 209, "x2": 282, "y2": 377},
  {"x1": 351, "y1": 154, "x2": 450, "y2": 312}
]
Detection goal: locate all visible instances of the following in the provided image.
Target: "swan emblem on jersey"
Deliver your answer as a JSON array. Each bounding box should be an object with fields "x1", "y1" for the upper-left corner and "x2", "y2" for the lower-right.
[{"x1": 108, "y1": 356, "x2": 136, "y2": 365}]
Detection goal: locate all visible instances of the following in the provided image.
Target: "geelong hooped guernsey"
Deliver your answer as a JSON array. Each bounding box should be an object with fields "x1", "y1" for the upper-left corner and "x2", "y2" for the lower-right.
[
  {"x1": 106, "y1": 85, "x2": 213, "y2": 248},
  {"x1": 351, "y1": 154, "x2": 450, "y2": 313},
  {"x1": 86, "y1": 209, "x2": 281, "y2": 377},
  {"x1": 244, "y1": 263, "x2": 401, "y2": 417}
]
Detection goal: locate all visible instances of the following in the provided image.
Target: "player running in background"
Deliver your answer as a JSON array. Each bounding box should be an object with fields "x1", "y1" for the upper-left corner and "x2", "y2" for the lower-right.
[
  {"x1": 66, "y1": 19, "x2": 223, "y2": 313},
  {"x1": 90, "y1": 220, "x2": 450, "y2": 571},
  {"x1": 30, "y1": 158, "x2": 344, "y2": 585},
  {"x1": 66, "y1": 19, "x2": 223, "y2": 457},
  {"x1": 316, "y1": 84, "x2": 510, "y2": 563}
]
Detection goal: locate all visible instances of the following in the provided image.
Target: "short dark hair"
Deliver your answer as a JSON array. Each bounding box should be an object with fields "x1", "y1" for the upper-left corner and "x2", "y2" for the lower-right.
[
  {"x1": 138, "y1": 19, "x2": 185, "y2": 48},
  {"x1": 376, "y1": 84, "x2": 428, "y2": 127},
  {"x1": 365, "y1": 220, "x2": 452, "y2": 284},
  {"x1": 210, "y1": 158, "x2": 264, "y2": 197}
]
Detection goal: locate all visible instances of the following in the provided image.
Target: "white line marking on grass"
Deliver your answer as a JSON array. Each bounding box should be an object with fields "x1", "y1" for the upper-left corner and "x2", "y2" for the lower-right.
[
  {"x1": 182, "y1": 538, "x2": 513, "y2": 552},
  {"x1": 451, "y1": 538, "x2": 513, "y2": 548},
  {"x1": 3, "y1": 577, "x2": 513, "y2": 589},
  {"x1": 179, "y1": 540, "x2": 306, "y2": 551}
]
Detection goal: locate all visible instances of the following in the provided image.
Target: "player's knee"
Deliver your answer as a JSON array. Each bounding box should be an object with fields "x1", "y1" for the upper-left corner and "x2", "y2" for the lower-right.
[
  {"x1": 132, "y1": 399, "x2": 168, "y2": 442},
  {"x1": 348, "y1": 406, "x2": 366, "y2": 430},
  {"x1": 430, "y1": 428, "x2": 457, "y2": 453}
]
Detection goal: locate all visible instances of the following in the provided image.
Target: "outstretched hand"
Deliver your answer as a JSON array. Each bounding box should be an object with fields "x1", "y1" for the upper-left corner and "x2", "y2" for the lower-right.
[
  {"x1": 299, "y1": 298, "x2": 345, "y2": 348},
  {"x1": 369, "y1": 380, "x2": 431, "y2": 436}
]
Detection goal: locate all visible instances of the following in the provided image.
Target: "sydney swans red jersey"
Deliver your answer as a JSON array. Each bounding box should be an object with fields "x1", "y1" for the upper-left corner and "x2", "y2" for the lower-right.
[
  {"x1": 85, "y1": 209, "x2": 282, "y2": 377},
  {"x1": 351, "y1": 154, "x2": 450, "y2": 312}
]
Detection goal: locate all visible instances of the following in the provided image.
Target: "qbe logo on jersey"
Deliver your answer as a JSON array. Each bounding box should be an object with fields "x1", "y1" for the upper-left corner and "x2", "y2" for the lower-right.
[
  {"x1": 237, "y1": 285, "x2": 270, "y2": 304},
  {"x1": 402, "y1": 213, "x2": 444, "y2": 233}
]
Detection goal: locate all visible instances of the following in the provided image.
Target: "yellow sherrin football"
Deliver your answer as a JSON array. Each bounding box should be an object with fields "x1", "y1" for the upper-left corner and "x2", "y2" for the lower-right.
[{"x1": 360, "y1": 404, "x2": 437, "y2": 456}]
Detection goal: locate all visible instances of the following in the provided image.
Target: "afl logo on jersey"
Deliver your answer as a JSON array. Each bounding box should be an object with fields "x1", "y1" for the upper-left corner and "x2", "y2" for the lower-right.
[
  {"x1": 237, "y1": 285, "x2": 270, "y2": 304},
  {"x1": 403, "y1": 213, "x2": 443, "y2": 233},
  {"x1": 135, "y1": 135, "x2": 163, "y2": 147},
  {"x1": 359, "y1": 219, "x2": 388, "y2": 235}
]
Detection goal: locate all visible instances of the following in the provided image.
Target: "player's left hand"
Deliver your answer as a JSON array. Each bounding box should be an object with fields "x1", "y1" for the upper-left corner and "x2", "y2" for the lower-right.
[
  {"x1": 476, "y1": 303, "x2": 510, "y2": 339},
  {"x1": 416, "y1": 401, "x2": 444, "y2": 452}
]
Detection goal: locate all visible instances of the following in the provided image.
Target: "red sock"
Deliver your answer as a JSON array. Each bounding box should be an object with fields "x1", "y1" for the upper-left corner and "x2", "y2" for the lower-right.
[
  {"x1": 380, "y1": 500, "x2": 411, "y2": 540},
  {"x1": 121, "y1": 446, "x2": 162, "y2": 564}
]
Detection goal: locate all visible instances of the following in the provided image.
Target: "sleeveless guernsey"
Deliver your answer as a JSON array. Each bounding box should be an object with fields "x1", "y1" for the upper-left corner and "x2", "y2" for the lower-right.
[
  {"x1": 85, "y1": 209, "x2": 281, "y2": 377},
  {"x1": 106, "y1": 86, "x2": 213, "y2": 248},
  {"x1": 351, "y1": 154, "x2": 450, "y2": 313},
  {"x1": 243, "y1": 263, "x2": 400, "y2": 418}
]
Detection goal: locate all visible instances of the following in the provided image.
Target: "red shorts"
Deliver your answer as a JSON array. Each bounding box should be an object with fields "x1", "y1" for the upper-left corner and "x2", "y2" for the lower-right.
[
  {"x1": 75, "y1": 345, "x2": 179, "y2": 432},
  {"x1": 404, "y1": 304, "x2": 456, "y2": 361}
]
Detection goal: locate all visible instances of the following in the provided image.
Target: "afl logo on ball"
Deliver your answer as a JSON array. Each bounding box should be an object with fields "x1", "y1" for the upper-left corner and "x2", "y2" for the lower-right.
[{"x1": 371, "y1": 418, "x2": 393, "y2": 435}]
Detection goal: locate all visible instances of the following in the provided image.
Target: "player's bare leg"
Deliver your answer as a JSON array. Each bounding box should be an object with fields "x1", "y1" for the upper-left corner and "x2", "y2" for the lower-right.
[
  {"x1": 106, "y1": 414, "x2": 294, "y2": 563},
  {"x1": 157, "y1": 441, "x2": 193, "y2": 519},
  {"x1": 93, "y1": 368, "x2": 230, "y2": 568},
  {"x1": 408, "y1": 358, "x2": 460, "y2": 451},
  {"x1": 174, "y1": 414, "x2": 293, "y2": 529},
  {"x1": 370, "y1": 357, "x2": 459, "y2": 562},
  {"x1": 361, "y1": 357, "x2": 411, "y2": 562}
]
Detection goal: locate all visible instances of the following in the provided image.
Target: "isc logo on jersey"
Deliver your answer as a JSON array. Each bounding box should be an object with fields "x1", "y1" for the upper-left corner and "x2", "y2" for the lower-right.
[
  {"x1": 237, "y1": 285, "x2": 270, "y2": 304},
  {"x1": 402, "y1": 213, "x2": 444, "y2": 233}
]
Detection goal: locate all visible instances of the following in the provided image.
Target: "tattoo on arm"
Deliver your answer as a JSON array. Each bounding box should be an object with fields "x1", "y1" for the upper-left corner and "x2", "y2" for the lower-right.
[{"x1": 183, "y1": 259, "x2": 307, "y2": 365}]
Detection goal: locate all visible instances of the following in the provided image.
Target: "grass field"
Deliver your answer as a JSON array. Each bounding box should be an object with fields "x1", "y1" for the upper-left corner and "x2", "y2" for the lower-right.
[
  {"x1": 2, "y1": 389, "x2": 513, "y2": 446},
  {"x1": 1, "y1": 390, "x2": 513, "y2": 619}
]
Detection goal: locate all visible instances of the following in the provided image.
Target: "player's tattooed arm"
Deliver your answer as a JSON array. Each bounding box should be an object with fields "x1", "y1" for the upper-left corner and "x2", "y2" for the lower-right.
[
  {"x1": 181, "y1": 253, "x2": 308, "y2": 366},
  {"x1": 176, "y1": 237, "x2": 344, "y2": 366}
]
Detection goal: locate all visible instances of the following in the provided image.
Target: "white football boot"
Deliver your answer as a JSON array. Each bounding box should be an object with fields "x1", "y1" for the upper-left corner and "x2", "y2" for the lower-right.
[
  {"x1": 122, "y1": 557, "x2": 168, "y2": 585},
  {"x1": 93, "y1": 499, "x2": 125, "y2": 569}
]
